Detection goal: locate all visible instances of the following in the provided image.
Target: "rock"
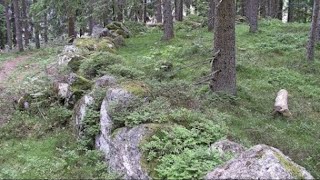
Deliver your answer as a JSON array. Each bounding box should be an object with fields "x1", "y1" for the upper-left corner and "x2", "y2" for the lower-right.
[
  {"x1": 95, "y1": 88, "x2": 150, "y2": 179},
  {"x1": 73, "y1": 94, "x2": 94, "y2": 137},
  {"x1": 113, "y1": 35, "x2": 126, "y2": 48},
  {"x1": 58, "y1": 45, "x2": 80, "y2": 65},
  {"x1": 95, "y1": 75, "x2": 117, "y2": 88},
  {"x1": 68, "y1": 56, "x2": 84, "y2": 72},
  {"x1": 205, "y1": 144, "x2": 314, "y2": 180},
  {"x1": 92, "y1": 25, "x2": 111, "y2": 38},
  {"x1": 210, "y1": 139, "x2": 245, "y2": 157},
  {"x1": 53, "y1": 82, "x2": 72, "y2": 100}
]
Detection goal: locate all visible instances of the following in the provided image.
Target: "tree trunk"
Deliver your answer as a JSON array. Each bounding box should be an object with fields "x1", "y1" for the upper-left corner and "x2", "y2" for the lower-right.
[
  {"x1": 162, "y1": 0, "x2": 174, "y2": 40},
  {"x1": 13, "y1": 0, "x2": 23, "y2": 52},
  {"x1": 117, "y1": 0, "x2": 124, "y2": 22},
  {"x1": 68, "y1": 15, "x2": 76, "y2": 39},
  {"x1": 175, "y1": 0, "x2": 183, "y2": 21},
  {"x1": 21, "y1": 0, "x2": 29, "y2": 46},
  {"x1": 143, "y1": 0, "x2": 147, "y2": 23},
  {"x1": 185, "y1": 0, "x2": 191, "y2": 16},
  {"x1": 287, "y1": 0, "x2": 294, "y2": 22},
  {"x1": 156, "y1": 0, "x2": 163, "y2": 23},
  {"x1": 210, "y1": 0, "x2": 236, "y2": 95},
  {"x1": 260, "y1": 0, "x2": 267, "y2": 18},
  {"x1": 5, "y1": 2, "x2": 12, "y2": 49},
  {"x1": 273, "y1": 89, "x2": 291, "y2": 117},
  {"x1": 208, "y1": 0, "x2": 215, "y2": 31},
  {"x1": 11, "y1": 3, "x2": 16, "y2": 46},
  {"x1": 44, "y1": 13, "x2": 48, "y2": 43},
  {"x1": 33, "y1": 0, "x2": 40, "y2": 49},
  {"x1": 248, "y1": 0, "x2": 259, "y2": 33},
  {"x1": 277, "y1": 0, "x2": 283, "y2": 20},
  {"x1": 88, "y1": 0, "x2": 94, "y2": 35},
  {"x1": 306, "y1": 0, "x2": 320, "y2": 62}
]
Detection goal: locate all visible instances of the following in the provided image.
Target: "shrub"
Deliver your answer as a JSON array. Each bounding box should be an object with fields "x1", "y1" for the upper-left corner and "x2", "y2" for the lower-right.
[
  {"x1": 107, "y1": 64, "x2": 145, "y2": 79},
  {"x1": 123, "y1": 21, "x2": 148, "y2": 36}
]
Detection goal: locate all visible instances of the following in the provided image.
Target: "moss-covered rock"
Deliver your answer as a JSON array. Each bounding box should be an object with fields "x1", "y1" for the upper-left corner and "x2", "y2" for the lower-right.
[
  {"x1": 74, "y1": 38, "x2": 97, "y2": 51},
  {"x1": 113, "y1": 35, "x2": 126, "y2": 48},
  {"x1": 96, "y1": 38, "x2": 116, "y2": 53},
  {"x1": 69, "y1": 74, "x2": 93, "y2": 101},
  {"x1": 79, "y1": 52, "x2": 124, "y2": 78},
  {"x1": 121, "y1": 81, "x2": 150, "y2": 97},
  {"x1": 68, "y1": 56, "x2": 84, "y2": 72}
]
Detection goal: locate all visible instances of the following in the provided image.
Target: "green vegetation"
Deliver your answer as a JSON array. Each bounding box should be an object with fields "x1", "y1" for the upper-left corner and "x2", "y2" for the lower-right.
[{"x1": 0, "y1": 19, "x2": 320, "y2": 178}]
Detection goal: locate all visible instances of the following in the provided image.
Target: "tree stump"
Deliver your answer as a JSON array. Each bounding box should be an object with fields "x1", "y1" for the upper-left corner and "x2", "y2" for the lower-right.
[{"x1": 273, "y1": 89, "x2": 291, "y2": 117}]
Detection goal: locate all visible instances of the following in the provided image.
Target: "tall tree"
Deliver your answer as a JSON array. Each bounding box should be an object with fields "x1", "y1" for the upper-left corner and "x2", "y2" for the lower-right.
[
  {"x1": 13, "y1": 0, "x2": 23, "y2": 51},
  {"x1": 143, "y1": 0, "x2": 147, "y2": 23},
  {"x1": 21, "y1": 0, "x2": 29, "y2": 46},
  {"x1": 306, "y1": 0, "x2": 320, "y2": 62},
  {"x1": 208, "y1": 0, "x2": 215, "y2": 31},
  {"x1": 5, "y1": 1, "x2": 12, "y2": 49},
  {"x1": 248, "y1": 0, "x2": 259, "y2": 33},
  {"x1": 287, "y1": 0, "x2": 294, "y2": 22},
  {"x1": 156, "y1": 0, "x2": 162, "y2": 23},
  {"x1": 162, "y1": 0, "x2": 174, "y2": 40},
  {"x1": 33, "y1": 0, "x2": 40, "y2": 49},
  {"x1": 43, "y1": 12, "x2": 48, "y2": 43},
  {"x1": 175, "y1": 0, "x2": 183, "y2": 21},
  {"x1": 185, "y1": 0, "x2": 191, "y2": 16},
  {"x1": 260, "y1": 0, "x2": 267, "y2": 18},
  {"x1": 211, "y1": 0, "x2": 236, "y2": 95}
]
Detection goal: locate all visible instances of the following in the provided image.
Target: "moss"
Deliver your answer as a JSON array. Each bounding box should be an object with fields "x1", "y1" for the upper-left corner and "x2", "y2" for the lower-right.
[
  {"x1": 68, "y1": 56, "x2": 84, "y2": 72},
  {"x1": 70, "y1": 75, "x2": 93, "y2": 101},
  {"x1": 96, "y1": 38, "x2": 116, "y2": 53},
  {"x1": 75, "y1": 38, "x2": 97, "y2": 51},
  {"x1": 121, "y1": 81, "x2": 150, "y2": 97},
  {"x1": 275, "y1": 151, "x2": 304, "y2": 179},
  {"x1": 113, "y1": 35, "x2": 126, "y2": 48},
  {"x1": 115, "y1": 29, "x2": 130, "y2": 38}
]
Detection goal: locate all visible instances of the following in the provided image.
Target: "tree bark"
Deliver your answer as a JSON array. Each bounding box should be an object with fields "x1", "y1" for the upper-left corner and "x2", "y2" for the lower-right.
[
  {"x1": 44, "y1": 13, "x2": 48, "y2": 43},
  {"x1": 162, "y1": 0, "x2": 174, "y2": 40},
  {"x1": 210, "y1": 0, "x2": 236, "y2": 95},
  {"x1": 277, "y1": 0, "x2": 283, "y2": 20},
  {"x1": 156, "y1": 0, "x2": 162, "y2": 23},
  {"x1": 116, "y1": 0, "x2": 124, "y2": 22},
  {"x1": 21, "y1": 0, "x2": 29, "y2": 46},
  {"x1": 185, "y1": 0, "x2": 191, "y2": 16},
  {"x1": 175, "y1": 0, "x2": 183, "y2": 21},
  {"x1": 143, "y1": 0, "x2": 147, "y2": 23},
  {"x1": 5, "y1": 2, "x2": 12, "y2": 49},
  {"x1": 248, "y1": 0, "x2": 259, "y2": 33},
  {"x1": 68, "y1": 15, "x2": 76, "y2": 39},
  {"x1": 260, "y1": 0, "x2": 267, "y2": 18},
  {"x1": 273, "y1": 89, "x2": 291, "y2": 117},
  {"x1": 208, "y1": 0, "x2": 215, "y2": 31},
  {"x1": 13, "y1": 0, "x2": 23, "y2": 52},
  {"x1": 33, "y1": 0, "x2": 40, "y2": 49},
  {"x1": 287, "y1": 0, "x2": 294, "y2": 22},
  {"x1": 306, "y1": 0, "x2": 320, "y2": 62},
  {"x1": 11, "y1": 3, "x2": 16, "y2": 46}
]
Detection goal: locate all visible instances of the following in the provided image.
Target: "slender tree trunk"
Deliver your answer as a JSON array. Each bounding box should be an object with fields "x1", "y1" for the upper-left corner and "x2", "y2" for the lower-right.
[
  {"x1": 33, "y1": 0, "x2": 40, "y2": 49},
  {"x1": 156, "y1": 0, "x2": 162, "y2": 23},
  {"x1": 260, "y1": 0, "x2": 267, "y2": 18},
  {"x1": 88, "y1": 0, "x2": 94, "y2": 35},
  {"x1": 13, "y1": 0, "x2": 23, "y2": 52},
  {"x1": 277, "y1": 0, "x2": 283, "y2": 20},
  {"x1": 210, "y1": 0, "x2": 236, "y2": 95},
  {"x1": 116, "y1": 0, "x2": 124, "y2": 22},
  {"x1": 208, "y1": 0, "x2": 215, "y2": 31},
  {"x1": 68, "y1": 15, "x2": 76, "y2": 39},
  {"x1": 248, "y1": 0, "x2": 259, "y2": 33},
  {"x1": 21, "y1": 0, "x2": 29, "y2": 46},
  {"x1": 11, "y1": 3, "x2": 16, "y2": 46},
  {"x1": 44, "y1": 13, "x2": 48, "y2": 43},
  {"x1": 175, "y1": 0, "x2": 183, "y2": 21},
  {"x1": 5, "y1": 3, "x2": 12, "y2": 49},
  {"x1": 143, "y1": 0, "x2": 147, "y2": 23},
  {"x1": 306, "y1": 0, "x2": 320, "y2": 62},
  {"x1": 287, "y1": 0, "x2": 294, "y2": 22},
  {"x1": 162, "y1": 0, "x2": 174, "y2": 40}
]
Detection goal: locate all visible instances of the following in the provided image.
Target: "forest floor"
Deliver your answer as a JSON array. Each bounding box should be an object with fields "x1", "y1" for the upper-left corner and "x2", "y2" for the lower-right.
[
  {"x1": 0, "y1": 53, "x2": 33, "y2": 126},
  {"x1": 0, "y1": 19, "x2": 320, "y2": 178}
]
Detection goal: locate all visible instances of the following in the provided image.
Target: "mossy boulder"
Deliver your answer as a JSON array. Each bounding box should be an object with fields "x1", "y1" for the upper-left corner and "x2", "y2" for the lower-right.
[
  {"x1": 96, "y1": 38, "x2": 116, "y2": 53},
  {"x1": 74, "y1": 38, "x2": 97, "y2": 51},
  {"x1": 107, "y1": 22, "x2": 131, "y2": 38},
  {"x1": 79, "y1": 52, "x2": 124, "y2": 78},
  {"x1": 121, "y1": 81, "x2": 150, "y2": 97},
  {"x1": 68, "y1": 56, "x2": 84, "y2": 72},
  {"x1": 68, "y1": 74, "x2": 93, "y2": 101},
  {"x1": 113, "y1": 35, "x2": 126, "y2": 48}
]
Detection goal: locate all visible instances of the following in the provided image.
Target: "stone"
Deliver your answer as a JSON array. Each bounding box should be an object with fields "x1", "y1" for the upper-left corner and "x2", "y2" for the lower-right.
[
  {"x1": 210, "y1": 139, "x2": 245, "y2": 157},
  {"x1": 58, "y1": 45, "x2": 80, "y2": 65},
  {"x1": 113, "y1": 35, "x2": 126, "y2": 48},
  {"x1": 73, "y1": 94, "x2": 94, "y2": 137},
  {"x1": 205, "y1": 144, "x2": 314, "y2": 180},
  {"x1": 94, "y1": 75, "x2": 117, "y2": 88},
  {"x1": 92, "y1": 25, "x2": 111, "y2": 38},
  {"x1": 95, "y1": 88, "x2": 150, "y2": 179}
]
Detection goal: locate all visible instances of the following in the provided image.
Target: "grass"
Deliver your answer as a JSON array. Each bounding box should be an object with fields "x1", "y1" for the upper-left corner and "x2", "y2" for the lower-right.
[
  {"x1": 117, "y1": 19, "x2": 320, "y2": 178},
  {"x1": 0, "y1": 18, "x2": 319, "y2": 178}
]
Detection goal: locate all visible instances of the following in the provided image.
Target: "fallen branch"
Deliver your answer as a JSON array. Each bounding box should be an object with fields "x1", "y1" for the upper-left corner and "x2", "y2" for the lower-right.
[
  {"x1": 272, "y1": 89, "x2": 292, "y2": 117},
  {"x1": 194, "y1": 70, "x2": 221, "y2": 85}
]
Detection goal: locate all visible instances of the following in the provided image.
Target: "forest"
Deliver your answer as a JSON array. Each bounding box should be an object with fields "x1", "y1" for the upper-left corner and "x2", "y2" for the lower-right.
[{"x1": 0, "y1": 0, "x2": 319, "y2": 179}]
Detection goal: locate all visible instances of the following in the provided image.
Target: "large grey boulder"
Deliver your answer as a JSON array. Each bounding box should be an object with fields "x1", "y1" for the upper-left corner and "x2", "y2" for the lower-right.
[
  {"x1": 58, "y1": 45, "x2": 81, "y2": 65},
  {"x1": 94, "y1": 75, "x2": 117, "y2": 88},
  {"x1": 73, "y1": 94, "x2": 94, "y2": 138},
  {"x1": 92, "y1": 25, "x2": 111, "y2": 38},
  {"x1": 95, "y1": 88, "x2": 150, "y2": 179},
  {"x1": 205, "y1": 144, "x2": 314, "y2": 179}
]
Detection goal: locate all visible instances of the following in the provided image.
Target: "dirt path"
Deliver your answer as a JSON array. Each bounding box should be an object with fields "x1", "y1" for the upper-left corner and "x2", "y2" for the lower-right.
[{"x1": 0, "y1": 55, "x2": 32, "y2": 125}]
